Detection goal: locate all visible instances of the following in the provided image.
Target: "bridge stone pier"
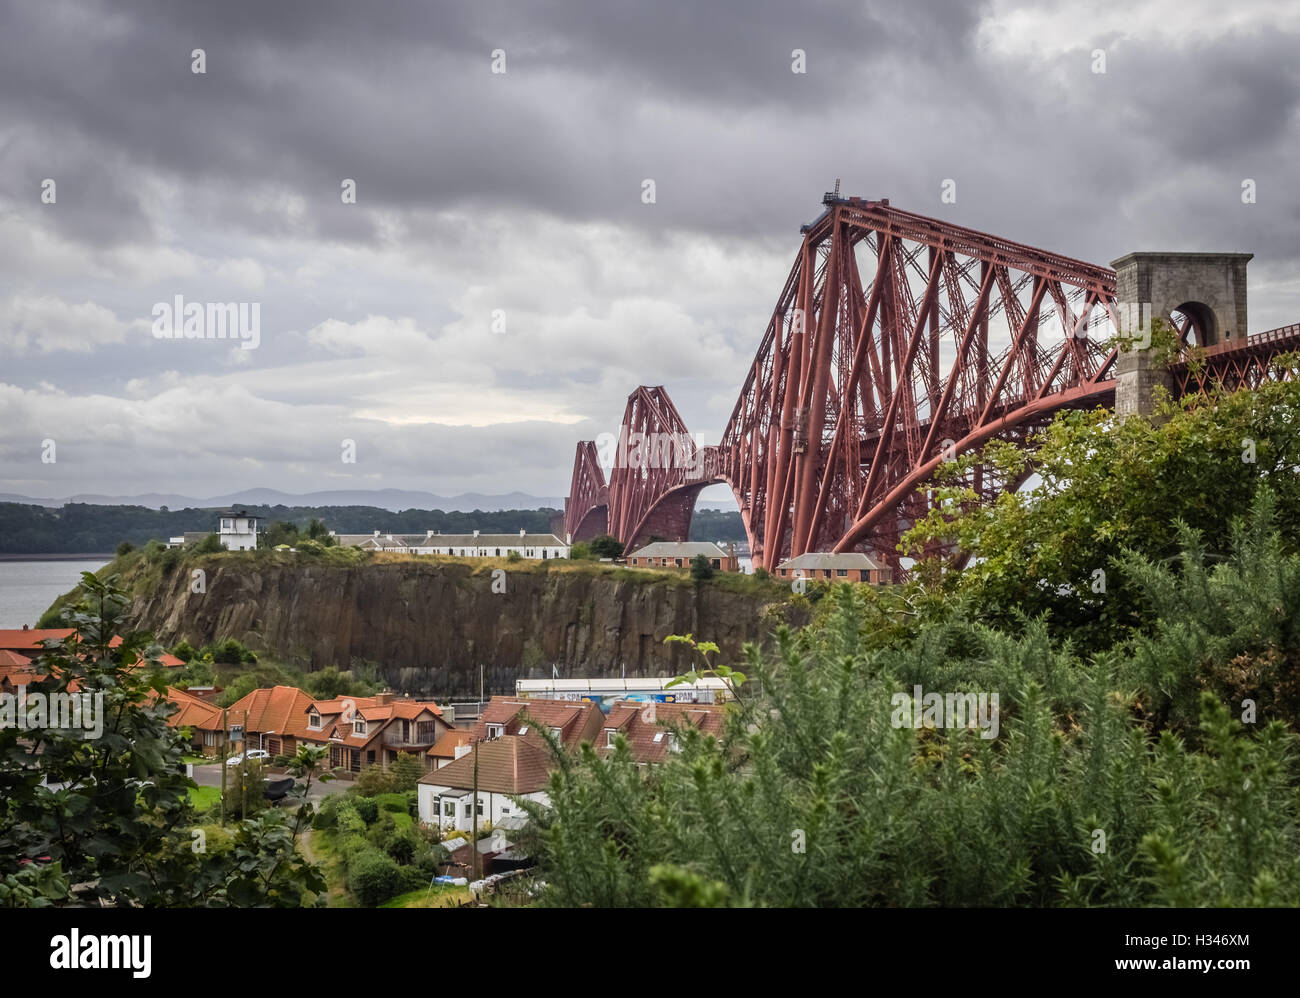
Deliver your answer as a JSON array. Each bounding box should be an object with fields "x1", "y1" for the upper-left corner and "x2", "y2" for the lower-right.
[{"x1": 1112, "y1": 251, "x2": 1252, "y2": 417}]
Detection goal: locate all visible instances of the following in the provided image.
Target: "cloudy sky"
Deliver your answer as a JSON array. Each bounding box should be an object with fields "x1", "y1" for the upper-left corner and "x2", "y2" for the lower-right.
[{"x1": 1, "y1": 0, "x2": 1297, "y2": 506}]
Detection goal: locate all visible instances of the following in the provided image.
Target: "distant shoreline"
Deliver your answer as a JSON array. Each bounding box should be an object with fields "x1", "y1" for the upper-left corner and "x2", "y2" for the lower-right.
[{"x1": 0, "y1": 554, "x2": 114, "y2": 562}]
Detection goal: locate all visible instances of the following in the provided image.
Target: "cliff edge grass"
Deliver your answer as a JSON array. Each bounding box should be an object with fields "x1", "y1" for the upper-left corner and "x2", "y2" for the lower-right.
[{"x1": 37, "y1": 543, "x2": 797, "y2": 629}]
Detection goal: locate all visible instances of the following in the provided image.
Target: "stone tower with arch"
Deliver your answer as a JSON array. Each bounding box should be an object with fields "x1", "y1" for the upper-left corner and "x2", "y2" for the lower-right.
[{"x1": 1111, "y1": 251, "x2": 1252, "y2": 417}]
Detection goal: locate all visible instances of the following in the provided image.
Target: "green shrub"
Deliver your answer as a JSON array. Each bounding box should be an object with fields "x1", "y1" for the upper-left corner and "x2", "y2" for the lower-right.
[
  {"x1": 388, "y1": 754, "x2": 425, "y2": 793},
  {"x1": 690, "y1": 554, "x2": 714, "y2": 581},
  {"x1": 353, "y1": 797, "x2": 380, "y2": 826},
  {"x1": 375, "y1": 792, "x2": 409, "y2": 814},
  {"x1": 312, "y1": 797, "x2": 340, "y2": 830},
  {"x1": 193, "y1": 533, "x2": 224, "y2": 555},
  {"x1": 354, "y1": 765, "x2": 395, "y2": 797},
  {"x1": 346, "y1": 848, "x2": 405, "y2": 906},
  {"x1": 336, "y1": 805, "x2": 366, "y2": 838}
]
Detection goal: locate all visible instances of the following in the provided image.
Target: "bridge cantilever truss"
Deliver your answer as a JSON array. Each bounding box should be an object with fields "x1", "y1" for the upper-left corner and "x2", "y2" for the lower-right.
[{"x1": 563, "y1": 196, "x2": 1300, "y2": 572}]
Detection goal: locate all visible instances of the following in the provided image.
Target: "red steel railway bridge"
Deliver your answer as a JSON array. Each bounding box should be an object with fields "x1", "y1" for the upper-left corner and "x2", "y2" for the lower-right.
[{"x1": 563, "y1": 193, "x2": 1300, "y2": 573}]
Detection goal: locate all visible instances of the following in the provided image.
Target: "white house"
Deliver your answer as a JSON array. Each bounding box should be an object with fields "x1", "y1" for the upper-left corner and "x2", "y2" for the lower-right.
[
  {"x1": 416, "y1": 736, "x2": 552, "y2": 832},
  {"x1": 166, "y1": 509, "x2": 260, "y2": 550},
  {"x1": 216, "y1": 509, "x2": 259, "y2": 551},
  {"x1": 336, "y1": 528, "x2": 569, "y2": 560}
]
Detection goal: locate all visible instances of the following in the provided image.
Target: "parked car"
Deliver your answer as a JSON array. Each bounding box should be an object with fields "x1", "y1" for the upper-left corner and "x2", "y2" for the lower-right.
[{"x1": 226, "y1": 749, "x2": 271, "y2": 766}]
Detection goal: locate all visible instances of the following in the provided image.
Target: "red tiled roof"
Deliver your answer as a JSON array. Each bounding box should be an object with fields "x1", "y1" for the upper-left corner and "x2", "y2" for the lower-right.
[
  {"x1": 225, "y1": 685, "x2": 317, "y2": 741},
  {"x1": 427, "y1": 729, "x2": 472, "y2": 758},
  {"x1": 0, "y1": 649, "x2": 32, "y2": 668},
  {"x1": 0, "y1": 628, "x2": 76, "y2": 651},
  {"x1": 417, "y1": 735, "x2": 554, "y2": 794},
  {"x1": 597, "y1": 699, "x2": 730, "y2": 764},
  {"x1": 165, "y1": 687, "x2": 226, "y2": 731},
  {"x1": 391, "y1": 700, "x2": 442, "y2": 719},
  {"x1": 470, "y1": 696, "x2": 605, "y2": 749}
]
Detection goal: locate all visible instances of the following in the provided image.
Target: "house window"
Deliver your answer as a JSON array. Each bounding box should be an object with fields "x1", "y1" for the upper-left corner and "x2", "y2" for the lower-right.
[
  {"x1": 308, "y1": 710, "x2": 321, "y2": 730},
  {"x1": 550, "y1": 726, "x2": 561, "y2": 740},
  {"x1": 353, "y1": 719, "x2": 366, "y2": 736},
  {"x1": 476, "y1": 802, "x2": 484, "y2": 816},
  {"x1": 366, "y1": 750, "x2": 375, "y2": 764},
  {"x1": 653, "y1": 732, "x2": 665, "y2": 743},
  {"x1": 496, "y1": 548, "x2": 501, "y2": 557},
  {"x1": 501, "y1": 806, "x2": 510, "y2": 815},
  {"x1": 486, "y1": 723, "x2": 504, "y2": 738},
  {"x1": 712, "y1": 559, "x2": 720, "y2": 568},
  {"x1": 837, "y1": 568, "x2": 847, "y2": 577},
  {"x1": 518, "y1": 725, "x2": 529, "y2": 735},
  {"x1": 606, "y1": 729, "x2": 617, "y2": 747},
  {"x1": 221, "y1": 518, "x2": 232, "y2": 531}
]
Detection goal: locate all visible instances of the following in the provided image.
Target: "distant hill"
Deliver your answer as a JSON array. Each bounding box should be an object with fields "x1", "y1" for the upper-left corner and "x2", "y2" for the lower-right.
[
  {"x1": 0, "y1": 501, "x2": 748, "y2": 554},
  {"x1": 0, "y1": 488, "x2": 566, "y2": 512}
]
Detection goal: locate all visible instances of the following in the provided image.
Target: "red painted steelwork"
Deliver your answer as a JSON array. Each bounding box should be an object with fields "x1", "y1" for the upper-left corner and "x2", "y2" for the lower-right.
[{"x1": 563, "y1": 196, "x2": 1298, "y2": 572}]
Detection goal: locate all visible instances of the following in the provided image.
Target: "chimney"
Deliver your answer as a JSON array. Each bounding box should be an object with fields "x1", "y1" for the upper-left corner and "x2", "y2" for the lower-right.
[
  {"x1": 519, "y1": 528, "x2": 526, "y2": 538},
  {"x1": 22, "y1": 624, "x2": 29, "y2": 631},
  {"x1": 374, "y1": 692, "x2": 393, "y2": 706},
  {"x1": 373, "y1": 530, "x2": 380, "y2": 537},
  {"x1": 426, "y1": 530, "x2": 434, "y2": 538},
  {"x1": 473, "y1": 529, "x2": 480, "y2": 538}
]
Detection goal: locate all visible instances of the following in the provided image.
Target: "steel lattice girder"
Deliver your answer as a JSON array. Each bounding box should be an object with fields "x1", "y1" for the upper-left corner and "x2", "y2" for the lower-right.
[
  {"x1": 562, "y1": 198, "x2": 1300, "y2": 574},
  {"x1": 717, "y1": 198, "x2": 1120, "y2": 570},
  {"x1": 562, "y1": 440, "x2": 609, "y2": 543}
]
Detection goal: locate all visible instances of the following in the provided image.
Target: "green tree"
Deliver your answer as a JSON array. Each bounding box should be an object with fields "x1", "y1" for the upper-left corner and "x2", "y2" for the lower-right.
[
  {"x1": 0, "y1": 572, "x2": 324, "y2": 907},
  {"x1": 388, "y1": 753, "x2": 425, "y2": 793},
  {"x1": 263, "y1": 520, "x2": 300, "y2": 548},
  {"x1": 589, "y1": 534, "x2": 624, "y2": 559},
  {"x1": 689, "y1": 554, "x2": 714, "y2": 580},
  {"x1": 904, "y1": 369, "x2": 1300, "y2": 654}
]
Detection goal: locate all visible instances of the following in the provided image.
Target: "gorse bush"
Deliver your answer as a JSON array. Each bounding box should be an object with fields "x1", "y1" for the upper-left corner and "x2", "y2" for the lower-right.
[{"x1": 525, "y1": 498, "x2": 1300, "y2": 907}]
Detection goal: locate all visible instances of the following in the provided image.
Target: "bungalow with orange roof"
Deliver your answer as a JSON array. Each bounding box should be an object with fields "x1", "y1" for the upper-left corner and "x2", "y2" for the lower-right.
[
  {"x1": 223, "y1": 685, "x2": 318, "y2": 758},
  {"x1": 164, "y1": 686, "x2": 230, "y2": 754}
]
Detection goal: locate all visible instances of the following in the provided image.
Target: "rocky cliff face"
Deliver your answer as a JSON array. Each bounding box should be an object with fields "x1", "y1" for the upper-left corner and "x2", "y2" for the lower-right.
[{"x1": 122, "y1": 555, "x2": 804, "y2": 697}]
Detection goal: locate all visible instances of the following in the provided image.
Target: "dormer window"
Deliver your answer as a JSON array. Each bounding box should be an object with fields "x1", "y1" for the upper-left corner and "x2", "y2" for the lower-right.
[
  {"x1": 486, "y1": 723, "x2": 504, "y2": 738},
  {"x1": 606, "y1": 729, "x2": 617, "y2": 747},
  {"x1": 550, "y1": 727, "x2": 562, "y2": 740},
  {"x1": 308, "y1": 710, "x2": 322, "y2": 730},
  {"x1": 353, "y1": 719, "x2": 366, "y2": 736}
]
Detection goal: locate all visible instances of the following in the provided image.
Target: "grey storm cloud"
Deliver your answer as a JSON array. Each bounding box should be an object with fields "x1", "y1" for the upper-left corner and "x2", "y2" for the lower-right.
[{"x1": 0, "y1": 0, "x2": 1298, "y2": 502}]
